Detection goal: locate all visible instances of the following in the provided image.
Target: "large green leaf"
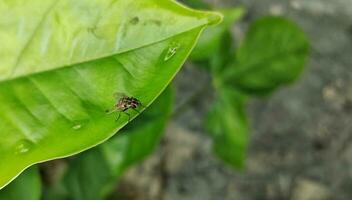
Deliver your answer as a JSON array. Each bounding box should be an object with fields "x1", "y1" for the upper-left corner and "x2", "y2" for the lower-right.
[
  {"x1": 222, "y1": 16, "x2": 309, "y2": 95},
  {"x1": 0, "y1": 0, "x2": 221, "y2": 189},
  {"x1": 207, "y1": 87, "x2": 249, "y2": 168},
  {"x1": 0, "y1": 167, "x2": 41, "y2": 200},
  {"x1": 43, "y1": 87, "x2": 173, "y2": 200}
]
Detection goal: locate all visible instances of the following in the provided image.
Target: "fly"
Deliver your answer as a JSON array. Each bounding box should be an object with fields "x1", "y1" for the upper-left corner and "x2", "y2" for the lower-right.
[{"x1": 106, "y1": 93, "x2": 144, "y2": 122}]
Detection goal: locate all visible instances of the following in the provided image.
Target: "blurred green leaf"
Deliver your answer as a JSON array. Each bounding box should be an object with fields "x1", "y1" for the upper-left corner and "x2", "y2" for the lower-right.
[
  {"x1": 0, "y1": 0, "x2": 221, "y2": 188},
  {"x1": 190, "y1": 7, "x2": 245, "y2": 67},
  {"x1": 207, "y1": 87, "x2": 248, "y2": 168},
  {"x1": 0, "y1": 167, "x2": 41, "y2": 200},
  {"x1": 182, "y1": 0, "x2": 211, "y2": 9},
  {"x1": 43, "y1": 88, "x2": 173, "y2": 200},
  {"x1": 222, "y1": 16, "x2": 309, "y2": 95}
]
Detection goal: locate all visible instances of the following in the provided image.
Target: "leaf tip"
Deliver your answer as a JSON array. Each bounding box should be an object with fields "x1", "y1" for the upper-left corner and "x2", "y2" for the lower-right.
[{"x1": 205, "y1": 11, "x2": 224, "y2": 26}]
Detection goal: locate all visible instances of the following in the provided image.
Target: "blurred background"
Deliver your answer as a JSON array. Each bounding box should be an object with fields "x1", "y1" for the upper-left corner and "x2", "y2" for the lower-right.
[{"x1": 113, "y1": 0, "x2": 352, "y2": 200}]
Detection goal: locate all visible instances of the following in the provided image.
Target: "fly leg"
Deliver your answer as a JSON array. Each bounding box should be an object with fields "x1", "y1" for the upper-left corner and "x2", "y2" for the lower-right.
[
  {"x1": 115, "y1": 112, "x2": 121, "y2": 122},
  {"x1": 106, "y1": 107, "x2": 118, "y2": 115},
  {"x1": 123, "y1": 111, "x2": 131, "y2": 122},
  {"x1": 119, "y1": 108, "x2": 130, "y2": 122},
  {"x1": 115, "y1": 112, "x2": 131, "y2": 122},
  {"x1": 115, "y1": 108, "x2": 129, "y2": 122},
  {"x1": 132, "y1": 108, "x2": 140, "y2": 114}
]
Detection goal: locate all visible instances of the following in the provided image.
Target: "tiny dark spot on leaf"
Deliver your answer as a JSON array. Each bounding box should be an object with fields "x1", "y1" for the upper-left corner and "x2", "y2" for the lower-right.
[
  {"x1": 151, "y1": 19, "x2": 162, "y2": 26},
  {"x1": 86, "y1": 26, "x2": 100, "y2": 38},
  {"x1": 87, "y1": 26, "x2": 96, "y2": 33},
  {"x1": 130, "y1": 17, "x2": 139, "y2": 25},
  {"x1": 143, "y1": 19, "x2": 162, "y2": 26}
]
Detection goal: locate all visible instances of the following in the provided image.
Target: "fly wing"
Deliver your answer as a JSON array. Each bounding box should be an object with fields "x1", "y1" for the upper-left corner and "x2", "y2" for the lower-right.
[
  {"x1": 105, "y1": 107, "x2": 118, "y2": 114},
  {"x1": 106, "y1": 92, "x2": 128, "y2": 114},
  {"x1": 113, "y1": 92, "x2": 128, "y2": 100}
]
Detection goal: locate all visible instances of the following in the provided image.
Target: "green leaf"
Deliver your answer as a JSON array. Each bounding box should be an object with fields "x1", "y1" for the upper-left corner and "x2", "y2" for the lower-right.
[
  {"x1": 222, "y1": 16, "x2": 309, "y2": 95},
  {"x1": 190, "y1": 8, "x2": 245, "y2": 64},
  {"x1": 0, "y1": 0, "x2": 222, "y2": 188},
  {"x1": 182, "y1": 0, "x2": 211, "y2": 9},
  {"x1": 207, "y1": 87, "x2": 249, "y2": 168},
  {"x1": 43, "y1": 88, "x2": 173, "y2": 200},
  {"x1": 0, "y1": 167, "x2": 41, "y2": 200}
]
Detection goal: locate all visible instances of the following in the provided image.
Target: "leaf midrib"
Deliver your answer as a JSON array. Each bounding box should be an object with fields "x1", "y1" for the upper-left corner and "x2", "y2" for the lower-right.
[{"x1": 3, "y1": 0, "x2": 216, "y2": 83}]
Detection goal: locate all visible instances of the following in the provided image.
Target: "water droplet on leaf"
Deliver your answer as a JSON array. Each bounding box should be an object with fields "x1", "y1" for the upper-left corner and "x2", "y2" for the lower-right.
[
  {"x1": 130, "y1": 17, "x2": 139, "y2": 25},
  {"x1": 164, "y1": 42, "x2": 181, "y2": 61},
  {"x1": 15, "y1": 139, "x2": 34, "y2": 154},
  {"x1": 72, "y1": 124, "x2": 83, "y2": 130}
]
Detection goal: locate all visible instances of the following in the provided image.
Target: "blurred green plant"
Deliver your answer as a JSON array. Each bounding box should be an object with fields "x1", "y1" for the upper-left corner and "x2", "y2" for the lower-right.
[
  {"x1": 188, "y1": 5, "x2": 309, "y2": 167},
  {"x1": 0, "y1": 167, "x2": 41, "y2": 200}
]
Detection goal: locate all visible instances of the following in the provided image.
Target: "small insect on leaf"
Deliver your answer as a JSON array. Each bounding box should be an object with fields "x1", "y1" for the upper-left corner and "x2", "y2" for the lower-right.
[{"x1": 106, "y1": 93, "x2": 144, "y2": 122}]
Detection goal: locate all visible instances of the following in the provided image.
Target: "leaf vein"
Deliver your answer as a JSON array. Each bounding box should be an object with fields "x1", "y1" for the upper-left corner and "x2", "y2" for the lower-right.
[{"x1": 10, "y1": 0, "x2": 61, "y2": 77}]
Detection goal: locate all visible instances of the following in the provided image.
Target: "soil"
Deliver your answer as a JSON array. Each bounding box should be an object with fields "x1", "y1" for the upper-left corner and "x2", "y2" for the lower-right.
[{"x1": 115, "y1": 0, "x2": 352, "y2": 199}]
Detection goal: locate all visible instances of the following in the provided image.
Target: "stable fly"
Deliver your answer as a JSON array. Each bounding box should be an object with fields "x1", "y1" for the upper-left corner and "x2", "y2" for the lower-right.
[{"x1": 106, "y1": 93, "x2": 144, "y2": 122}]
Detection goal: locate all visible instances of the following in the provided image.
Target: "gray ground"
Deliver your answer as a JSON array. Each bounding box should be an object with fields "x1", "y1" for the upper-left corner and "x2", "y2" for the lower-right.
[{"x1": 115, "y1": 0, "x2": 352, "y2": 199}]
